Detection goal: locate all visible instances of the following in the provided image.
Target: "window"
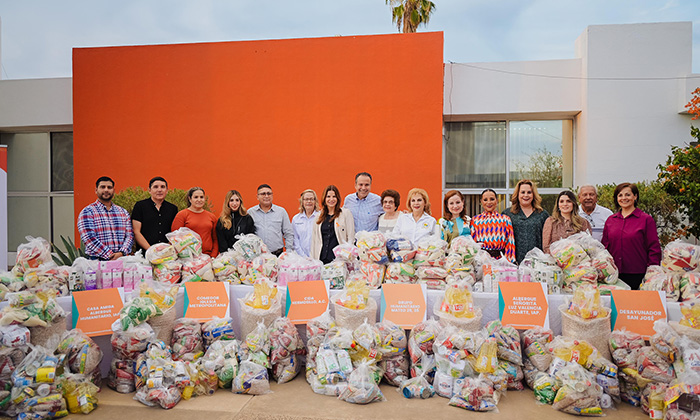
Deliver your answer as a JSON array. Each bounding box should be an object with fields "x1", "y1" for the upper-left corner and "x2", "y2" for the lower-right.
[
  {"x1": 445, "y1": 120, "x2": 573, "y2": 214},
  {"x1": 0, "y1": 132, "x2": 74, "y2": 251}
]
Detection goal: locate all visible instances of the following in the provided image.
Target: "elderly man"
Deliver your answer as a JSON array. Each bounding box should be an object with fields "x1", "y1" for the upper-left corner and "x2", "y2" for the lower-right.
[
  {"x1": 249, "y1": 184, "x2": 294, "y2": 256},
  {"x1": 343, "y1": 171, "x2": 383, "y2": 232},
  {"x1": 78, "y1": 176, "x2": 134, "y2": 260},
  {"x1": 577, "y1": 184, "x2": 613, "y2": 242}
]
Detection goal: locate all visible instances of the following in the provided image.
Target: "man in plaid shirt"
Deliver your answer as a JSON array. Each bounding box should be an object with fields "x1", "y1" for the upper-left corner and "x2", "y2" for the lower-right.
[{"x1": 77, "y1": 176, "x2": 134, "y2": 260}]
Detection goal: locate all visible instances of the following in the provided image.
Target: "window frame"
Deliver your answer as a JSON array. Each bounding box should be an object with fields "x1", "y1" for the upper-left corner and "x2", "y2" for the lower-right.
[{"x1": 442, "y1": 118, "x2": 575, "y2": 199}]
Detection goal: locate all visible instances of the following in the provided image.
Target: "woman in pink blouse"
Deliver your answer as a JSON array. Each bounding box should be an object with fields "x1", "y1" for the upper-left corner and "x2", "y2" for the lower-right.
[
  {"x1": 542, "y1": 190, "x2": 591, "y2": 254},
  {"x1": 602, "y1": 183, "x2": 661, "y2": 289}
]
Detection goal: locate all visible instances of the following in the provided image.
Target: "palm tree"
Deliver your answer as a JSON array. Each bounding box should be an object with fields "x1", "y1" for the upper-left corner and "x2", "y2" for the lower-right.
[{"x1": 385, "y1": 0, "x2": 436, "y2": 33}]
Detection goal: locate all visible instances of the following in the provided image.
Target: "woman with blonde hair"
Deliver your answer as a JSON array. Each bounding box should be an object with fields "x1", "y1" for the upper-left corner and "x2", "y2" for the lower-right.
[
  {"x1": 215, "y1": 190, "x2": 256, "y2": 253},
  {"x1": 292, "y1": 189, "x2": 320, "y2": 257},
  {"x1": 393, "y1": 188, "x2": 439, "y2": 243},
  {"x1": 502, "y1": 180, "x2": 549, "y2": 263},
  {"x1": 438, "y1": 190, "x2": 471, "y2": 244},
  {"x1": 311, "y1": 185, "x2": 355, "y2": 263},
  {"x1": 542, "y1": 190, "x2": 591, "y2": 253}
]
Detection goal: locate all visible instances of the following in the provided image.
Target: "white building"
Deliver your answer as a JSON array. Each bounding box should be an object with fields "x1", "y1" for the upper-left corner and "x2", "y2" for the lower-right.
[{"x1": 0, "y1": 21, "x2": 697, "y2": 262}]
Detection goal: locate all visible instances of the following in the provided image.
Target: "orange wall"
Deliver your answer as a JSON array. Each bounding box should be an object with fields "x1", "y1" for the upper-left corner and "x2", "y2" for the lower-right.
[{"x1": 73, "y1": 32, "x2": 444, "y2": 233}]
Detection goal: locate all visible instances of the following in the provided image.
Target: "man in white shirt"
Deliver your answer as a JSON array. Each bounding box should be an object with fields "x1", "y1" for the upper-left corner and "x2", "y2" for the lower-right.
[
  {"x1": 578, "y1": 184, "x2": 613, "y2": 242},
  {"x1": 342, "y1": 172, "x2": 383, "y2": 232}
]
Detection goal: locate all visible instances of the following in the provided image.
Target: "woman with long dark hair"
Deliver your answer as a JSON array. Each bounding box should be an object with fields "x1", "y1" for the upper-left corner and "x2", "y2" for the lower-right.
[{"x1": 311, "y1": 185, "x2": 355, "y2": 263}]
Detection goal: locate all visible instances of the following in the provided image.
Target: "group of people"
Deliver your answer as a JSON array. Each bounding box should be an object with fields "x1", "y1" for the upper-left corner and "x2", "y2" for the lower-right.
[{"x1": 76, "y1": 173, "x2": 661, "y2": 290}]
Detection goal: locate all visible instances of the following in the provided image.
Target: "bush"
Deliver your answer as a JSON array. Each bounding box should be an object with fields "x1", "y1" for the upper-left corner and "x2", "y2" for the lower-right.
[
  {"x1": 656, "y1": 88, "x2": 700, "y2": 239},
  {"x1": 596, "y1": 181, "x2": 683, "y2": 246},
  {"x1": 113, "y1": 187, "x2": 214, "y2": 214}
]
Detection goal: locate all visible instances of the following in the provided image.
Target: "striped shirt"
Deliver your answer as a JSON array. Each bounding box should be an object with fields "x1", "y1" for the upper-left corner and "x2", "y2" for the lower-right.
[
  {"x1": 343, "y1": 192, "x2": 383, "y2": 233},
  {"x1": 78, "y1": 200, "x2": 134, "y2": 260},
  {"x1": 470, "y1": 211, "x2": 516, "y2": 263}
]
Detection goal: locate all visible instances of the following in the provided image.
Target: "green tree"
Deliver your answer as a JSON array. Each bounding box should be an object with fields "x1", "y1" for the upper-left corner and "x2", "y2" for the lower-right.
[
  {"x1": 656, "y1": 88, "x2": 700, "y2": 239},
  {"x1": 512, "y1": 147, "x2": 563, "y2": 188},
  {"x1": 113, "y1": 187, "x2": 214, "y2": 214},
  {"x1": 385, "y1": 0, "x2": 436, "y2": 33}
]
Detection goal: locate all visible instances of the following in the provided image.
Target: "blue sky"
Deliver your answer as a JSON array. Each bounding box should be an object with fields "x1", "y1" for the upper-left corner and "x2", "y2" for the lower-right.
[{"x1": 1, "y1": 0, "x2": 699, "y2": 79}]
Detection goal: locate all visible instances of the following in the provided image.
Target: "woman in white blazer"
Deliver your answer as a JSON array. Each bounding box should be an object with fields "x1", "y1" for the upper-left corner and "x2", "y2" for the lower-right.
[{"x1": 311, "y1": 185, "x2": 355, "y2": 263}]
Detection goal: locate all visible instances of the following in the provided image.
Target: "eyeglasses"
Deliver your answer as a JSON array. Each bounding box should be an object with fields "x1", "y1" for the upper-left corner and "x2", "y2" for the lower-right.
[
  {"x1": 302, "y1": 198, "x2": 315, "y2": 202},
  {"x1": 258, "y1": 192, "x2": 273, "y2": 196}
]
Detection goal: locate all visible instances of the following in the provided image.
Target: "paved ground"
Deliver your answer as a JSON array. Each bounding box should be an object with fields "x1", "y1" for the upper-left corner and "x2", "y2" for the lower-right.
[{"x1": 91, "y1": 375, "x2": 652, "y2": 420}]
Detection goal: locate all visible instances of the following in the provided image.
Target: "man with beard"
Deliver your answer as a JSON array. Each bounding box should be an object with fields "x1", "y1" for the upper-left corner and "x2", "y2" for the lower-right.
[
  {"x1": 577, "y1": 184, "x2": 613, "y2": 242},
  {"x1": 78, "y1": 176, "x2": 134, "y2": 260}
]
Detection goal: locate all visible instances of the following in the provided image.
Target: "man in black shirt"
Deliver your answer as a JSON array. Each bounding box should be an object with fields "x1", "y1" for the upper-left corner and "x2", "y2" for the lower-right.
[{"x1": 131, "y1": 176, "x2": 179, "y2": 250}]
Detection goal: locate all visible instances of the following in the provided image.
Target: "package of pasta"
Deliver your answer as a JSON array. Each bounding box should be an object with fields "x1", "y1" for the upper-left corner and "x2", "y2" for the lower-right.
[
  {"x1": 305, "y1": 311, "x2": 335, "y2": 381},
  {"x1": 359, "y1": 260, "x2": 385, "y2": 289},
  {"x1": 448, "y1": 235, "x2": 481, "y2": 265},
  {"x1": 145, "y1": 243, "x2": 178, "y2": 265},
  {"x1": 59, "y1": 373, "x2": 99, "y2": 414},
  {"x1": 448, "y1": 375, "x2": 500, "y2": 412},
  {"x1": 201, "y1": 339, "x2": 240, "y2": 388},
  {"x1": 333, "y1": 243, "x2": 360, "y2": 261},
  {"x1": 637, "y1": 346, "x2": 675, "y2": 383},
  {"x1": 376, "y1": 319, "x2": 409, "y2": 386},
  {"x1": 233, "y1": 234, "x2": 269, "y2": 261},
  {"x1": 152, "y1": 260, "x2": 182, "y2": 284},
  {"x1": 269, "y1": 317, "x2": 305, "y2": 383},
  {"x1": 609, "y1": 328, "x2": 645, "y2": 369},
  {"x1": 680, "y1": 272, "x2": 700, "y2": 301},
  {"x1": 251, "y1": 253, "x2": 278, "y2": 281},
  {"x1": 13, "y1": 236, "x2": 52, "y2": 276},
  {"x1": 485, "y1": 320, "x2": 522, "y2": 365},
  {"x1": 523, "y1": 342, "x2": 553, "y2": 373},
  {"x1": 119, "y1": 297, "x2": 162, "y2": 331},
  {"x1": 549, "y1": 238, "x2": 590, "y2": 270},
  {"x1": 165, "y1": 227, "x2": 202, "y2": 259},
  {"x1": 408, "y1": 319, "x2": 440, "y2": 380},
  {"x1": 322, "y1": 260, "x2": 348, "y2": 289},
  {"x1": 212, "y1": 250, "x2": 242, "y2": 283},
  {"x1": 662, "y1": 240, "x2": 700, "y2": 272},
  {"x1": 551, "y1": 362, "x2": 604, "y2": 416},
  {"x1": 588, "y1": 249, "x2": 619, "y2": 284},
  {"x1": 563, "y1": 264, "x2": 599, "y2": 287},
  {"x1": 231, "y1": 359, "x2": 271, "y2": 395},
  {"x1": 650, "y1": 320, "x2": 681, "y2": 363},
  {"x1": 355, "y1": 230, "x2": 387, "y2": 261},
  {"x1": 642, "y1": 265, "x2": 681, "y2": 301},
  {"x1": 338, "y1": 359, "x2": 385, "y2": 404},
  {"x1": 55, "y1": 329, "x2": 103, "y2": 377},
  {"x1": 385, "y1": 234, "x2": 417, "y2": 263},
  {"x1": 171, "y1": 318, "x2": 204, "y2": 361},
  {"x1": 413, "y1": 237, "x2": 448, "y2": 267},
  {"x1": 200, "y1": 316, "x2": 236, "y2": 349},
  {"x1": 180, "y1": 254, "x2": 214, "y2": 282},
  {"x1": 239, "y1": 280, "x2": 281, "y2": 338}
]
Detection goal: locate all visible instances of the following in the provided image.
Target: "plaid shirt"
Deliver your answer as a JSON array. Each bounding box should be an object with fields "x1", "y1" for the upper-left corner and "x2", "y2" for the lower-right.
[{"x1": 77, "y1": 200, "x2": 134, "y2": 260}]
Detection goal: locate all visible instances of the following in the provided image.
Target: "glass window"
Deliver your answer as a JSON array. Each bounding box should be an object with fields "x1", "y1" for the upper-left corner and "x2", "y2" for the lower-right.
[
  {"x1": 1, "y1": 133, "x2": 50, "y2": 192},
  {"x1": 509, "y1": 120, "x2": 573, "y2": 188},
  {"x1": 7, "y1": 197, "x2": 50, "y2": 250},
  {"x1": 445, "y1": 122, "x2": 506, "y2": 188},
  {"x1": 51, "y1": 132, "x2": 73, "y2": 192},
  {"x1": 52, "y1": 196, "x2": 75, "y2": 244}
]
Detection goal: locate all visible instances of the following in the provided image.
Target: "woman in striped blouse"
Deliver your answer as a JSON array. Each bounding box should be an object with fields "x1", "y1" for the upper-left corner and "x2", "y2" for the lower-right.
[{"x1": 470, "y1": 189, "x2": 516, "y2": 263}]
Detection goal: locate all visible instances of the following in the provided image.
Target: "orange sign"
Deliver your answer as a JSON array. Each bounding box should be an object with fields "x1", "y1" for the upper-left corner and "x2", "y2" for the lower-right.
[
  {"x1": 499, "y1": 282, "x2": 549, "y2": 329},
  {"x1": 72, "y1": 288, "x2": 124, "y2": 336},
  {"x1": 380, "y1": 283, "x2": 427, "y2": 328},
  {"x1": 611, "y1": 290, "x2": 667, "y2": 338},
  {"x1": 183, "y1": 282, "x2": 230, "y2": 322},
  {"x1": 285, "y1": 280, "x2": 329, "y2": 324}
]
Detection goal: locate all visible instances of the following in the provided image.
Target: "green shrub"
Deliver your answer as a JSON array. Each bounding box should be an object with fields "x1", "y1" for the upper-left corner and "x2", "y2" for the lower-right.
[
  {"x1": 113, "y1": 187, "x2": 214, "y2": 214},
  {"x1": 595, "y1": 180, "x2": 682, "y2": 246}
]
